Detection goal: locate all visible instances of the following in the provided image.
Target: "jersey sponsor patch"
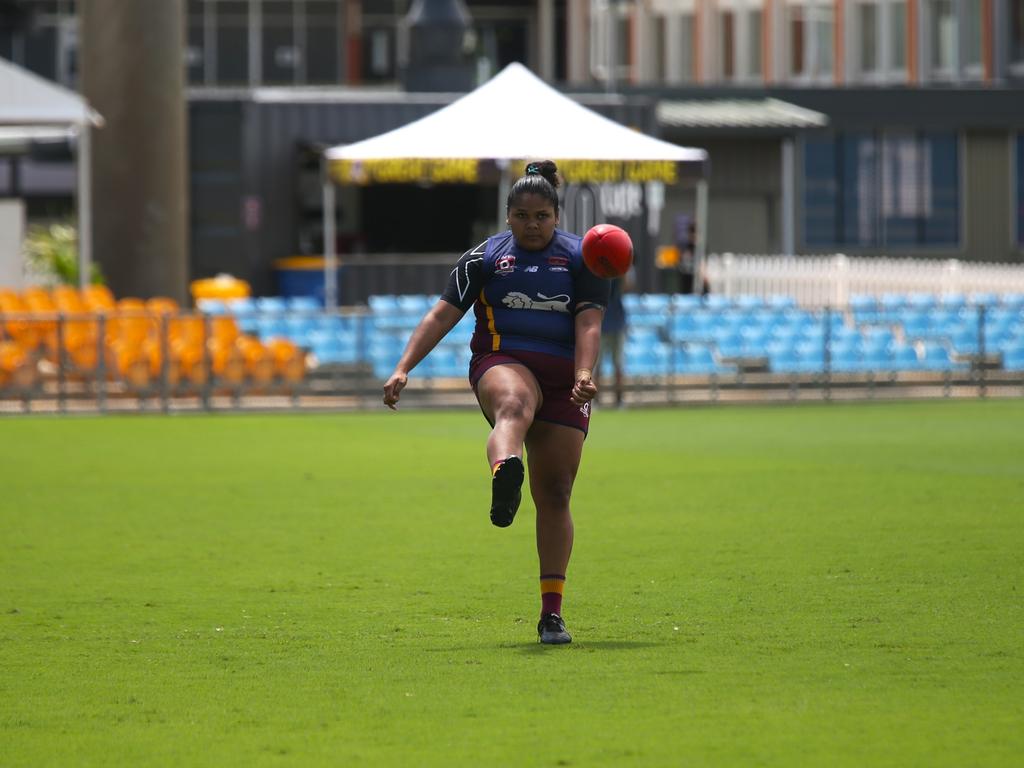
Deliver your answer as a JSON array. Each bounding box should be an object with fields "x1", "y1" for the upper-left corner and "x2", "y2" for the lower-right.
[
  {"x1": 547, "y1": 255, "x2": 569, "y2": 266},
  {"x1": 501, "y1": 291, "x2": 571, "y2": 313},
  {"x1": 495, "y1": 253, "x2": 516, "y2": 275}
]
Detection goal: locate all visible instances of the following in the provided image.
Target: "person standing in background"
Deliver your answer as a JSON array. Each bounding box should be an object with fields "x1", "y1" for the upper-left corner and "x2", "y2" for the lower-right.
[{"x1": 598, "y1": 269, "x2": 631, "y2": 407}]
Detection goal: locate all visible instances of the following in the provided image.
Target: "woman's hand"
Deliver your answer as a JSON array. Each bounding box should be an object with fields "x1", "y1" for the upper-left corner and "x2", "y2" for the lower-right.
[
  {"x1": 383, "y1": 370, "x2": 408, "y2": 410},
  {"x1": 570, "y1": 368, "x2": 597, "y2": 405}
]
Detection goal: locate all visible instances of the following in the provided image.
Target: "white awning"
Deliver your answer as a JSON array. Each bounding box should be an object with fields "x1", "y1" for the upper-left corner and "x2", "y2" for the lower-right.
[
  {"x1": 0, "y1": 56, "x2": 103, "y2": 127},
  {"x1": 657, "y1": 98, "x2": 828, "y2": 130}
]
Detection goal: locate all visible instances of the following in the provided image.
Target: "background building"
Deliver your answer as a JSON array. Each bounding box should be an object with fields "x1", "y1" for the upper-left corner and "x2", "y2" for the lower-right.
[{"x1": 2, "y1": 0, "x2": 1023, "y2": 299}]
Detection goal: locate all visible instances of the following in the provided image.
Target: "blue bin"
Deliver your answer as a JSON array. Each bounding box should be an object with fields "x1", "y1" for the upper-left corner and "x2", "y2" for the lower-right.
[{"x1": 273, "y1": 257, "x2": 341, "y2": 304}]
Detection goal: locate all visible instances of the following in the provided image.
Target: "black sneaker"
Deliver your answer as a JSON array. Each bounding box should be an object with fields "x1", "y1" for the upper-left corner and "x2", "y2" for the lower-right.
[
  {"x1": 537, "y1": 613, "x2": 572, "y2": 645},
  {"x1": 490, "y1": 456, "x2": 524, "y2": 528}
]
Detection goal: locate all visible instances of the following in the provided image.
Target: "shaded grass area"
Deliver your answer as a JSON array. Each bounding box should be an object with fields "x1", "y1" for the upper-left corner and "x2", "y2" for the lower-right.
[{"x1": 1, "y1": 401, "x2": 1022, "y2": 766}]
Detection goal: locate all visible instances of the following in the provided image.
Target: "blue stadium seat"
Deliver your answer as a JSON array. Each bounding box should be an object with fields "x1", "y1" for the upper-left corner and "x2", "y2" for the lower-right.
[
  {"x1": 861, "y1": 327, "x2": 895, "y2": 351},
  {"x1": 861, "y1": 345, "x2": 892, "y2": 373},
  {"x1": 927, "y1": 307, "x2": 961, "y2": 335},
  {"x1": 907, "y1": 292, "x2": 937, "y2": 310},
  {"x1": 850, "y1": 294, "x2": 879, "y2": 324},
  {"x1": 680, "y1": 344, "x2": 726, "y2": 375},
  {"x1": 689, "y1": 310, "x2": 717, "y2": 338},
  {"x1": 830, "y1": 325, "x2": 861, "y2": 347},
  {"x1": 767, "y1": 294, "x2": 798, "y2": 310},
  {"x1": 283, "y1": 314, "x2": 315, "y2": 343},
  {"x1": 1000, "y1": 293, "x2": 1024, "y2": 312},
  {"x1": 713, "y1": 330, "x2": 745, "y2": 358},
  {"x1": 795, "y1": 341, "x2": 826, "y2": 373},
  {"x1": 668, "y1": 313, "x2": 698, "y2": 340},
  {"x1": 768, "y1": 342, "x2": 801, "y2": 373},
  {"x1": 197, "y1": 298, "x2": 227, "y2": 314},
  {"x1": 735, "y1": 295, "x2": 765, "y2": 310},
  {"x1": 829, "y1": 343, "x2": 862, "y2": 373},
  {"x1": 740, "y1": 326, "x2": 772, "y2": 355},
  {"x1": 1003, "y1": 343, "x2": 1024, "y2": 371},
  {"x1": 310, "y1": 330, "x2": 359, "y2": 365},
  {"x1": 950, "y1": 328, "x2": 981, "y2": 355},
  {"x1": 704, "y1": 294, "x2": 732, "y2": 310},
  {"x1": 890, "y1": 344, "x2": 920, "y2": 371},
  {"x1": 396, "y1": 294, "x2": 431, "y2": 315},
  {"x1": 256, "y1": 296, "x2": 288, "y2": 314},
  {"x1": 940, "y1": 293, "x2": 967, "y2": 310},
  {"x1": 624, "y1": 342, "x2": 670, "y2": 376},
  {"x1": 900, "y1": 309, "x2": 932, "y2": 339},
  {"x1": 627, "y1": 327, "x2": 661, "y2": 347},
  {"x1": 226, "y1": 297, "x2": 257, "y2": 314},
  {"x1": 970, "y1": 292, "x2": 999, "y2": 308},
  {"x1": 368, "y1": 294, "x2": 398, "y2": 312},
  {"x1": 287, "y1": 296, "x2": 321, "y2": 312},
  {"x1": 919, "y1": 342, "x2": 958, "y2": 371},
  {"x1": 256, "y1": 316, "x2": 288, "y2": 341},
  {"x1": 670, "y1": 294, "x2": 702, "y2": 311}
]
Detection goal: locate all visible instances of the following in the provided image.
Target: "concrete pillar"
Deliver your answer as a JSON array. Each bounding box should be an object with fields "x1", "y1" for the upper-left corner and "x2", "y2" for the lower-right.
[
  {"x1": 567, "y1": 0, "x2": 589, "y2": 83},
  {"x1": 538, "y1": 0, "x2": 555, "y2": 81},
  {"x1": 80, "y1": 0, "x2": 189, "y2": 303}
]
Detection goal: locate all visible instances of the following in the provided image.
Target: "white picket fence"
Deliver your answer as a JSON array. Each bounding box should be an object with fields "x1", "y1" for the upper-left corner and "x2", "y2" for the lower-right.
[{"x1": 705, "y1": 253, "x2": 1024, "y2": 307}]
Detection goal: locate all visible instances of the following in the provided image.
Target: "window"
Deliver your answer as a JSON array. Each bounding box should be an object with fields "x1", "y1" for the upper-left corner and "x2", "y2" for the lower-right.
[
  {"x1": 786, "y1": 1, "x2": 833, "y2": 81},
  {"x1": 1013, "y1": 1, "x2": 1024, "y2": 63},
  {"x1": 678, "y1": 13, "x2": 695, "y2": 81},
  {"x1": 929, "y1": 0, "x2": 955, "y2": 76},
  {"x1": 858, "y1": 2, "x2": 879, "y2": 74},
  {"x1": 215, "y1": 1, "x2": 250, "y2": 85},
  {"x1": 1017, "y1": 135, "x2": 1024, "y2": 245},
  {"x1": 803, "y1": 132, "x2": 960, "y2": 248},
  {"x1": 789, "y1": 5, "x2": 806, "y2": 76},
  {"x1": 262, "y1": 1, "x2": 298, "y2": 85},
  {"x1": 715, "y1": 1, "x2": 762, "y2": 82},
  {"x1": 186, "y1": 0, "x2": 207, "y2": 85},
  {"x1": 963, "y1": 0, "x2": 983, "y2": 71},
  {"x1": 890, "y1": 1, "x2": 907, "y2": 70},
  {"x1": 720, "y1": 10, "x2": 736, "y2": 79},
  {"x1": 306, "y1": 1, "x2": 341, "y2": 84},
  {"x1": 749, "y1": 10, "x2": 763, "y2": 77}
]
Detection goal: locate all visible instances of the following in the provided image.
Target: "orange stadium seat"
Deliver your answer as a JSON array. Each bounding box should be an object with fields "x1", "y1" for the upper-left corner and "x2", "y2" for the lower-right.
[
  {"x1": 236, "y1": 335, "x2": 275, "y2": 385},
  {"x1": 0, "y1": 340, "x2": 38, "y2": 389},
  {"x1": 267, "y1": 338, "x2": 306, "y2": 383},
  {"x1": 81, "y1": 285, "x2": 116, "y2": 312}
]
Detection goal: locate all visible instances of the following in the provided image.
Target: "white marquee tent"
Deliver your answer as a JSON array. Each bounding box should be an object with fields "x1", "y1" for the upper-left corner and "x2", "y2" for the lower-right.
[
  {"x1": 321, "y1": 63, "x2": 709, "y2": 308},
  {"x1": 0, "y1": 56, "x2": 103, "y2": 287}
]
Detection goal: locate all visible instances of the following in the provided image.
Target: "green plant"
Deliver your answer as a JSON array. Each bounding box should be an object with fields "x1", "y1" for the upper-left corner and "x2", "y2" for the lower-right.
[{"x1": 23, "y1": 222, "x2": 104, "y2": 286}]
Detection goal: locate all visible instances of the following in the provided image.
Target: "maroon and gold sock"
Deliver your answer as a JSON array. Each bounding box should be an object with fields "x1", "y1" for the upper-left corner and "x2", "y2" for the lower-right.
[{"x1": 540, "y1": 574, "x2": 566, "y2": 616}]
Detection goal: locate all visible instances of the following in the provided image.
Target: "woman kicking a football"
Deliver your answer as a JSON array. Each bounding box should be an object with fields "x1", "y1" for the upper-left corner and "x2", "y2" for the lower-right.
[{"x1": 382, "y1": 160, "x2": 608, "y2": 645}]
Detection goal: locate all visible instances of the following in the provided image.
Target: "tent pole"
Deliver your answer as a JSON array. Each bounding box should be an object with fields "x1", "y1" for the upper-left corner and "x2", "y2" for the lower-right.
[
  {"x1": 496, "y1": 165, "x2": 509, "y2": 231},
  {"x1": 781, "y1": 138, "x2": 795, "y2": 255},
  {"x1": 322, "y1": 155, "x2": 338, "y2": 310},
  {"x1": 76, "y1": 123, "x2": 93, "y2": 289},
  {"x1": 694, "y1": 178, "x2": 708, "y2": 296}
]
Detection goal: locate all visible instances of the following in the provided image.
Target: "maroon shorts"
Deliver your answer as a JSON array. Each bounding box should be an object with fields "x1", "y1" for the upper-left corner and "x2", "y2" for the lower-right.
[{"x1": 469, "y1": 349, "x2": 592, "y2": 435}]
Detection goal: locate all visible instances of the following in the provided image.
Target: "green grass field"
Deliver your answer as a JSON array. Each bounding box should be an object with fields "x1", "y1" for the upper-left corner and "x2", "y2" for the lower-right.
[{"x1": 1, "y1": 400, "x2": 1022, "y2": 766}]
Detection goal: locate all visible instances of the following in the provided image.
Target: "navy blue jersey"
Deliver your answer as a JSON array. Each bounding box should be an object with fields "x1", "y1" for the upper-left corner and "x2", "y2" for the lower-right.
[{"x1": 441, "y1": 229, "x2": 609, "y2": 359}]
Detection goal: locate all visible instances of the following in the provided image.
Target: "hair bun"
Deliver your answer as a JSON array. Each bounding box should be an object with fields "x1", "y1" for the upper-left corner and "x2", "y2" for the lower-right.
[{"x1": 523, "y1": 160, "x2": 559, "y2": 188}]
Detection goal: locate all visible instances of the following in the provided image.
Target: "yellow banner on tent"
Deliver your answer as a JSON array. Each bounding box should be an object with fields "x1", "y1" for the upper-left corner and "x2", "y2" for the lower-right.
[
  {"x1": 331, "y1": 158, "x2": 480, "y2": 185},
  {"x1": 551, "y1": 160, "x2": 679, "y2": 184},
  {"x1": 329, "y1": 157, "x2": 681, "y2": 185}
]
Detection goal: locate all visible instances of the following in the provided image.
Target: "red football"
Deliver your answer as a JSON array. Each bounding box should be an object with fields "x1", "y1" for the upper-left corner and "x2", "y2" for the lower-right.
[{"x1": 582, "y1": 224, "x2": 633, "y2": 279}]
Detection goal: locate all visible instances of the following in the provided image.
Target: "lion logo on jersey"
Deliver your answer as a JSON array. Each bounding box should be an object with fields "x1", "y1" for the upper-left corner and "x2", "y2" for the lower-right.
[{"x1": 501, "y1": 292, "x2": 571, "y2": 313}]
